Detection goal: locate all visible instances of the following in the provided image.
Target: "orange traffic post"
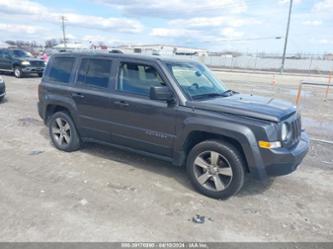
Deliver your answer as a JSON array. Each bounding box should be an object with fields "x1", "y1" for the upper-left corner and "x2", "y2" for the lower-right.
[
  {"x1": 272, "y1": 74, "x2": 277, "y2": 86},
  {"x1": 295, "y1": 82, "x2": 303, "y2": 107},
  {"x1": 324, "y1": 71, "x2": 332, "y2": 101}
]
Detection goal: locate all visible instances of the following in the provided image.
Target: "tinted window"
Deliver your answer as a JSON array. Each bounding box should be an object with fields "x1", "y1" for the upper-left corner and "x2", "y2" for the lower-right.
[
  {"x1": 11, "y1": 50, "x2": 32, "y2": 58},
  {"x1": 47, "y1": 57, "x2": 75, "y2": 83},
  {"x1": 77, "y1": 58, "x2": 111, "y2": 88},
  {"x1": 118, "y1": 63, "x2": 165, "y2": 96}
]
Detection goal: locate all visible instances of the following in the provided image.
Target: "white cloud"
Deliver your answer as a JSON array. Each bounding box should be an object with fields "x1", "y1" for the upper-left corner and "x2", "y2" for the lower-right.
[
  {"x1": 313, "y1": 0, "x2": 333, "y2": 12},
  {"x1": 96, "y1": 0, "x2": 247, "y2": 17},
  {"x1": 169, "y1": 16, "x2": 260, "y2": 29},
  {"x1": 0, "y1": 23, "x2": 45, "y2": 34},
  {"x1": 0, "y1": 0, "x2": 143, "y2": 33},
  {"x1": 221, "y1": 27, "x2": 243, "y2": 39},
  {"x1": 279, "y1": 0, "x2": 302, "y2": 5},
  {"x1": 150, "y1": 28, "x2": 201, "y2": 38},
  {"x1": 303, "y1": 20, "x2": 322, "y2": 26}
]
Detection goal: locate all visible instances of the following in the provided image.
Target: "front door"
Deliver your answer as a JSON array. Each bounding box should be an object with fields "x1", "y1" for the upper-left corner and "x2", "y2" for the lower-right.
[{"x1": 109, "y1": 60, "x2": 177, "y2": 157}]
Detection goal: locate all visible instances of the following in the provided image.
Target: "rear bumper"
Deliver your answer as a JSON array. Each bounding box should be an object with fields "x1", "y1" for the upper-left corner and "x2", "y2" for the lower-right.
[
  {"x1": 37, "y1": 101, "x2": 44, "y2": 120},
  {"x1": 261, "y1": 132, "x2": 309, "y2": 177}
]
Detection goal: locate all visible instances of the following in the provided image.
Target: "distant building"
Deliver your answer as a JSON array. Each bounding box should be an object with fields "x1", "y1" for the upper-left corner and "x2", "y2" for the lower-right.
[
  {"x1": 324, "y1": 53, "x2": 333, "y2": 61},
  {"x1": 0, "y1": 41, "x2": 9, "y2": 48},
  {"x1": 114, "y1": 44, "x2": 208, "y2": 56}
]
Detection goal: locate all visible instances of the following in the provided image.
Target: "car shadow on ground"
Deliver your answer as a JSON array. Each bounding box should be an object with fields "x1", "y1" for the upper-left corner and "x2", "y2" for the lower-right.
[
  {"x1": 39, "y1": 126, "x2": 275, "y2": 198},
  {"x1": 81, "y1": 142, "x2": 275, "y2": 198},
  {"x1": 0, "y1": 71, "x2": 41, "y2": 78}
]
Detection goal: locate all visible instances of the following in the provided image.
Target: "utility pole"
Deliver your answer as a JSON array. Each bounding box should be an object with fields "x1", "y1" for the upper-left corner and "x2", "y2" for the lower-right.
[
  {"x1": 61, "y1": 16, "x2": 67, "y2": 48},
  {"x1": 280, "y1": 0, "x2": 293, "y2": 73}
]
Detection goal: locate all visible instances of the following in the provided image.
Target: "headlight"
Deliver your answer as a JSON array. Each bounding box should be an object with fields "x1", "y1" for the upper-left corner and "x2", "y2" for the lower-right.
[
  {"x1": 21, "y1": 61, "x2": 30, "y2": 66},
  {"x1": 281, "y1": 122, "x2": 289, "y2": 141}
]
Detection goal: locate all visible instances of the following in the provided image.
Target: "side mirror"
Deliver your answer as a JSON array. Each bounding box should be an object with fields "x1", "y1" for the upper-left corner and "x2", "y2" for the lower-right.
[{"x1": 149, "y1": 86, "x2": 174, "y2": 102}]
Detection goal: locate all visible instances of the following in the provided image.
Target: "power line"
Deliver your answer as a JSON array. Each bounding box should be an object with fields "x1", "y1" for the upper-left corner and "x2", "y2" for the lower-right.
[{"x1": 217, "y1": 36, "x2": 282, "y2": 42}]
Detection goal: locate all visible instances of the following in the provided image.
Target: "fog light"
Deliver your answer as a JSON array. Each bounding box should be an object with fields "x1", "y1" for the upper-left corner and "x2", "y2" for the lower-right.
[{"x1": 258, "y1": 140, "x2": 281, "y2": 149}]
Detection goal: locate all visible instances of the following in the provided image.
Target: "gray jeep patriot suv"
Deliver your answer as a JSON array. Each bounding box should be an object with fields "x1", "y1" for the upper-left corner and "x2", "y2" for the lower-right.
[{"x1": 38, "y1": 52, "x2": 309, "y2": 199}]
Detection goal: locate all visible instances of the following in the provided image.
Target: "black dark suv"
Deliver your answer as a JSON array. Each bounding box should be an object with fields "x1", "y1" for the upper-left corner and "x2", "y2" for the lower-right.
[
  {"x1": 0, "y1": 49, "x2": 45, "y2": 78},
  {"x1": 0, "y1": 76, "x2": 5, "y2": 101},
  {"x1": 38, "y1": 52, "x2": 309, "y2": 199}
]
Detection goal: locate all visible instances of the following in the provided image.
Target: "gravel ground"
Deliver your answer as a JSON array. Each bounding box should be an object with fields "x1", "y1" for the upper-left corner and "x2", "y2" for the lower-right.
[{"x1": 0, "y1": 71, "x2": 332, "y2": 242}]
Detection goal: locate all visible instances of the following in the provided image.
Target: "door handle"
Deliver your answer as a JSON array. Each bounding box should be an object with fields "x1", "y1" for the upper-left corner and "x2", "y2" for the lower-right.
[
  {"x1": 72, "y1": 92, "x2": 85, "y2": 98},
  {"x1": 113, "y1": 100, "x2": 129, "y2": 107}
]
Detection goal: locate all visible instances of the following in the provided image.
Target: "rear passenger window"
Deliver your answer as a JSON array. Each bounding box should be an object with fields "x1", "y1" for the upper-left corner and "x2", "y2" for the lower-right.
[
  {"x1": 77, "y1": 58, "x2": 111, "y2": 88},
  {"x1": 47, "y1": 57, "x2": 75, "y2": 83},
  {"x1": 118, "y1": 62, "x2": 165, "y2": 96}
]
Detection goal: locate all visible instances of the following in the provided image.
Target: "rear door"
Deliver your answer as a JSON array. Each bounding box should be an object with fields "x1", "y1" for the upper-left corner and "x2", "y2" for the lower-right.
[
  {"x1": 2, "y1": 50, "x2": 13, "y2": 70},
  {"x1": 0, "y1": 50, "x2": 9, "y2": 70},
  {"x1": 71, "y1": 57, "x2": 115, "y2": 141}
]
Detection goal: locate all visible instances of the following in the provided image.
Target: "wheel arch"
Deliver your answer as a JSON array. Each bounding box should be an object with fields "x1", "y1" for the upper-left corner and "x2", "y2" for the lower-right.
[
  {"x1": 44, "y1": 101, "x2": 78, "y2": 125},
  {"x1": 182, "y1": 131, "x2": 250, "y2": 172},
  {"x1": 174, "y1": 118, "x2": 267, "y2": 178}
]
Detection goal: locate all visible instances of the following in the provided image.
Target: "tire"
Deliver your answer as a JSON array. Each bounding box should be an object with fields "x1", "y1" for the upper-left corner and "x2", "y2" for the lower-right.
[
  {"x1": 14, "y1": 67, "x2": 22, "y2": 78},
  {"x1": 48, "y1": 111, "x2": 81, "y2": 152},
  {"x1": 0, "y1": 96, "x2": 3, "y2": 102},
  {"x1": 38, "y1": 72, "x2": 43, "y2": 77},
  {"x1": 186, "y1": 140, "x2": 245, "y2": 199}
]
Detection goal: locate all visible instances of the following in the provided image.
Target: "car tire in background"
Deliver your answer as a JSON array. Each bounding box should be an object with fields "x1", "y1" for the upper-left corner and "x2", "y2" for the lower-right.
[
  {"x1": 186, "y1": 140, "x2": 245, "y2": 199},
  {"x1": 13, "y1": 67, "x2": 23, "y2": 78},
  {"x1": 38, "y1": 73, "x2": 43, "y2": 77},
  {"x1": 48, "y1": 111, "x2": 81, "y2": 152}
]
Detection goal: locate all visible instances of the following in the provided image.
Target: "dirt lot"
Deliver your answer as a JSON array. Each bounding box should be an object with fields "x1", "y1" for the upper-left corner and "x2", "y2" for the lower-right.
[{"x1": 0, "y1": 70, "x2": 332, "y2": 242}]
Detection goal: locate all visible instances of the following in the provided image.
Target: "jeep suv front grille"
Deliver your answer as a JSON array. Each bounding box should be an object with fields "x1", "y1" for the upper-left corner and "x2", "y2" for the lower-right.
[{"x1": 290, "y1": 116, "x2": 302, "y2": 146}]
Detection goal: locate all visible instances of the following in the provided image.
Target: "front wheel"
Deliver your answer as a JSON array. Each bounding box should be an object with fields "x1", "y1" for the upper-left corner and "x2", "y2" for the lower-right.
[
  {"x1": 186, "y1": 140, "x2": 245, "y2": 199},
  {"x1": 38, "y1": 72, "x2": 43, "y2": 77},
  {"x1": 48, "y1": 112, "x2": 81, "y2": 152},
  {"x1": 14, "y1": 67, "x2": 22, "y2": 78}
]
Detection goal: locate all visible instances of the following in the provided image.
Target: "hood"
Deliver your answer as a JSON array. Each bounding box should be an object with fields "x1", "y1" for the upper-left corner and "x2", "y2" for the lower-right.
[{"x1": 187, "y1": 94, "x2": 296, "y2": 122}]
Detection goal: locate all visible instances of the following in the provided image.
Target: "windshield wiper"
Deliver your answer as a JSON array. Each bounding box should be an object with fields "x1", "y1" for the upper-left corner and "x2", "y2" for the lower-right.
[
  {"x1": 192, "y1": 90, "x2": 238, "y2": 100},
  {"x1": 192, "y1": 93, "x2": 225, "y2": 99},
  {"x1": 222, "y1": 89, "x2": 239, "y2": 96}
]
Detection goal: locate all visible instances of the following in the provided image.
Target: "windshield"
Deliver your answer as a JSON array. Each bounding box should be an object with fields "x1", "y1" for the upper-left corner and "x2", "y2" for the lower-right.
[
  {"x1": 11, "y1": 50, "x2": 33, "y2": 58},
  {"x1": 167, "y1": 62, "x2": 227, "y2": 99}
]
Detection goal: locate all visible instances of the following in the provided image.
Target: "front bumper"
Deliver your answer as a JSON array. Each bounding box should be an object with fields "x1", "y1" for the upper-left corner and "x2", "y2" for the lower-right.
[
  {"x1": 261, "y1": 132, "x2": 309, "y2": 177},
  {"x1": 21, "y1": 66, "x2": 45, "y2": 74},
  {"x1": 0, "y1": 84, "x2": 5, "y2": 98}
]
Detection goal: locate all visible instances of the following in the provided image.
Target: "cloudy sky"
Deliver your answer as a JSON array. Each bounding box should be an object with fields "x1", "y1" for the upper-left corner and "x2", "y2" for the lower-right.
[{"x1": 0, "y1": 0, "x2": 332, "y2": 53}]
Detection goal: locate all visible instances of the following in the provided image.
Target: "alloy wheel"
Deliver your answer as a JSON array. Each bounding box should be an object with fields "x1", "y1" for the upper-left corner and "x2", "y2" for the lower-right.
[
  {"x1": 14, "y1": 68, "x2": 21, "y2": 78},
  {"x1": 51, "y1": 118, "x2": 71, "y2": 146},
  {"x1": 193, "y1": 151, "x2": 233, "y2": 192}
]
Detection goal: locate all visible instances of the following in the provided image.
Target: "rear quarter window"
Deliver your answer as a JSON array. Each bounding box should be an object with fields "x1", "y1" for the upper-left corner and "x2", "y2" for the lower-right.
[{"x1": 46, "y1": 57, "x2": 75, "y2": 84}]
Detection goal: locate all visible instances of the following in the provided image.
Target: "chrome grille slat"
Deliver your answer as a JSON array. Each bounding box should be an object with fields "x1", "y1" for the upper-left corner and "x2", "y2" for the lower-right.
[{"x1": 30, "y1": 61, "x2": 44, "y2": 67}]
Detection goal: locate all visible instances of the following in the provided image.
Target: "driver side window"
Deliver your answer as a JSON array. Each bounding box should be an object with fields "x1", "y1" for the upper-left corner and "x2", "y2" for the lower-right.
[{"x1": 117, "y1": 62, "x2": 165, "y2": 97}]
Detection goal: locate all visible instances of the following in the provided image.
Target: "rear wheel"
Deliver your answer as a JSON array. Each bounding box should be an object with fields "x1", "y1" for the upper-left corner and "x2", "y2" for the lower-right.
[
  {"x1": 186, "y1": 140, "x2": 245, "y2": 199},
  {"x1": 48, "y1": 112, "x2": 80, "y2": 152},
  {"x1": 14, "y1": 67, "x2": 22, "y2": 78}
]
